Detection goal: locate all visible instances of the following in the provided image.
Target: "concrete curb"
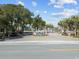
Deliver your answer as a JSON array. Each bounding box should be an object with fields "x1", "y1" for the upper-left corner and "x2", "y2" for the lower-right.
[{"x1": 0, "y1": 41, "x2": 79, "y2": 45}]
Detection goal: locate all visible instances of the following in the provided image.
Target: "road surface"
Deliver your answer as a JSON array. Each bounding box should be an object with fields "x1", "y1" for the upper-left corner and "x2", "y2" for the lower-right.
[
  {"x1": 0, "y1": 33, "x2": 79, "y2": 59},
  {"x1": 0, "y1": 43, "x2": 79, "y2": 59}
]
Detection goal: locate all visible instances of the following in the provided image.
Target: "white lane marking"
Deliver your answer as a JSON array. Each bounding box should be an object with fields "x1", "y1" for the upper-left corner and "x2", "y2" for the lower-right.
[{"x1": 0, "y1": 41, "x2": 79, "y2": 45}]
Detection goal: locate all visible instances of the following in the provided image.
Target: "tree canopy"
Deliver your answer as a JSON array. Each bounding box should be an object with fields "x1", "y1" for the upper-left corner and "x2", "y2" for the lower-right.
[
  {"x1": 0, "y1": 4, "x2": 53, "y2": 33},
  {"x1": 58, "y1": 16, "x2": 79, "y2": 36}
]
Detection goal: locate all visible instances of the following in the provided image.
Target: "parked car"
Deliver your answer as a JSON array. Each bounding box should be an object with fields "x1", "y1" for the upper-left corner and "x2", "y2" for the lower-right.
[{"x1": 9, "y1": 32, "x2": 23, "y2": 39}]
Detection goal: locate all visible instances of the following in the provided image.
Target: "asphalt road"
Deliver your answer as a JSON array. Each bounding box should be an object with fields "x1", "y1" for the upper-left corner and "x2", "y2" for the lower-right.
[
  {"x1": 0, "y1": 44, "x2": 79, "y2": 59},
  {"x1": 0, "y1": 33, "x2": 79, "y2": 59}
]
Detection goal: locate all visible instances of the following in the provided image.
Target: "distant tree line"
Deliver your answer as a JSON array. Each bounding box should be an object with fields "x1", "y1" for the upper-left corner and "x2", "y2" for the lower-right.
[{"x1": 58, "y1": 16, "x2": 79, "y2": 36}]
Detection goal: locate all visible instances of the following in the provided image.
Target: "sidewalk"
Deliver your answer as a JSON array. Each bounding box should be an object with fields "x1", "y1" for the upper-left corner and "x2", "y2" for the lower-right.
[
  {"x1": 6, "y1": 33, "x2": 79, "y2": 41},
  {"x1": 0, "y1": 33, "x2": 78, "y2": 44},
  {"x1": 0, "y1": 33, "x2": 78, "y2": 41}
]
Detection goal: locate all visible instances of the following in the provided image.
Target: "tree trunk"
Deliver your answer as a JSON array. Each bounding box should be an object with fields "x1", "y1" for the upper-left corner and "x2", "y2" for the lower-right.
[
  {"x1": 75, "y1": 28, "x2": 77, "y2": 36},
  {"x1": 1, "y1": 28, "x2": 6, "y2": 41}
]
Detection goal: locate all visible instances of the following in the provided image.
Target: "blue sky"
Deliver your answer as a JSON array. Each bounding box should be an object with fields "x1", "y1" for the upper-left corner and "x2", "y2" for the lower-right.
[{"x1": 0, "y1": 0, "x2": 79, "y2": 26}]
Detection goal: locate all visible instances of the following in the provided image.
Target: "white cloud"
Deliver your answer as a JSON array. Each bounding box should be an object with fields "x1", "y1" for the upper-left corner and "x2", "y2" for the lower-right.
[
  {"x1": 44, "y1": 11, "x2": 47, "y2": 14},
  {"x1": 51, "y1": 9, "x2": 79, "y2": 17},
  {"x1": 34, "y1": 10, "x2": 40, "y2": 15},
  {"x1": 51, "y1": 12, "x2": 64, "y2": 16},
  {"x1": 18, "y1": 1, "x2": 24, "y2": 6},
  {"x1": 48, "y1": 0, "x2": 77, "y2": 8},
  {"x1": 32, "y1": 1, "x2": 37, "y2": 7},
  {"x1": 48, "y1": 0, "x2": 56, "y2": 6},
  {"x1": 54, "y1": 5, "x2": 63, "y2": 8},
  {"x1": 64, "y1": 9, "x2": 79, "y2": 17},
  {"x1": 63, "y1": 0, "x2": 77, "y2": 4},
  {"x1": 36, "y1": 10, "x2": 39, "y2": 13}
]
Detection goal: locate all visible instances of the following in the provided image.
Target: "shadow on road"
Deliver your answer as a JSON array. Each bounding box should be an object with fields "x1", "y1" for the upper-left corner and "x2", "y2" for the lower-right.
[{"x1": 9, "y1": 32, "x2": 33, "y2": 39}]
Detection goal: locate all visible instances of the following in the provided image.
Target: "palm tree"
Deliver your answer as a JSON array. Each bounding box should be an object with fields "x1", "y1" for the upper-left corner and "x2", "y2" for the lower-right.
[{"x1": 33, "y1": 15, "x2": 46, "y2": 30}]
